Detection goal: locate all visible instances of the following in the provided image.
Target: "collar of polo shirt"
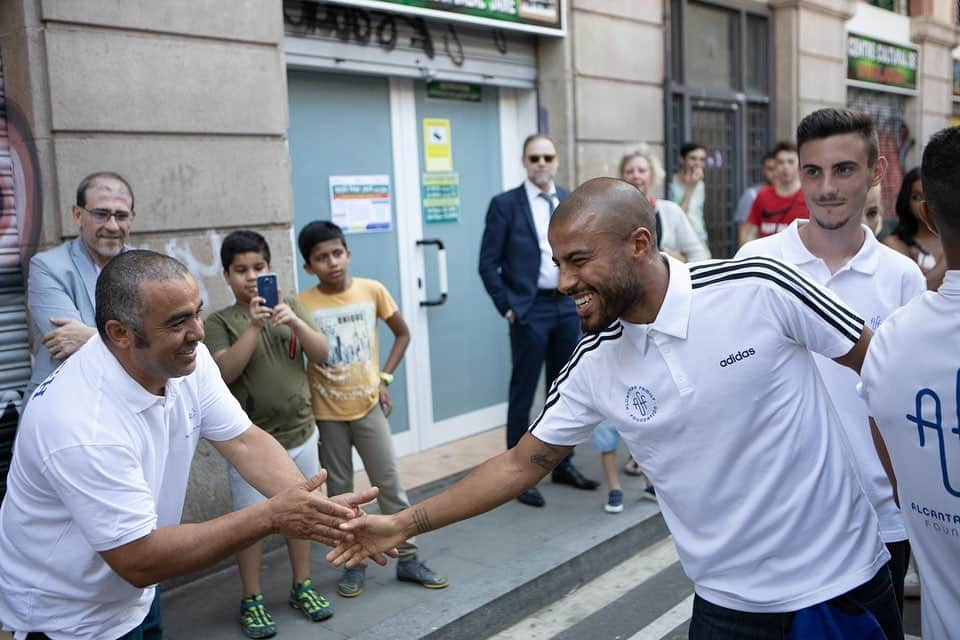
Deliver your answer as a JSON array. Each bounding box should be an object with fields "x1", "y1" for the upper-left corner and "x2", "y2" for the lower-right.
[
  {"x1": 782, "y1": 220, "x2": 881, "y2": 276},
  {"x1": 621, "y1": 255, "x2": 691, "y2": 356},
  {"x1": 942, "y1": 270, "x2": 960, "y2": 292},
  {"x1": 85, "y1": 335, "x2": 183, "y2": 412}
]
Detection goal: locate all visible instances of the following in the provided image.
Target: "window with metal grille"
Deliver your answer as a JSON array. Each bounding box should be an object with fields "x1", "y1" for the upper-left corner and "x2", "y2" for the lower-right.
[{"x1": 667, "y1": 0, "x2": 772, "y2": 259}]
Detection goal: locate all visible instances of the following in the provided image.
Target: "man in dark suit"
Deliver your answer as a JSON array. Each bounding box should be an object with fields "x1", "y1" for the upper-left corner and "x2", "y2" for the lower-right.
[{"x1": 479, "y1": 134, "x2": 598, "y2": 507}]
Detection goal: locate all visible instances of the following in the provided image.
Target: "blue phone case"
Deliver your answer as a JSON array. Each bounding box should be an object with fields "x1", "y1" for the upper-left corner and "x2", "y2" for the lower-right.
[{"x1": 256, "y1": 273, "x2": 279, "y2": 308}]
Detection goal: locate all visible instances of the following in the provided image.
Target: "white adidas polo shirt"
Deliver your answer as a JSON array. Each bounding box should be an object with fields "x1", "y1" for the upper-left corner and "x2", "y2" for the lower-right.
[
  {"x1": 737, "y1": 220, "x2": 924, "y2": 543},
  {"x1": 530, "y1": 255, "x2": 888, "y2": 612},
  {"x1": 860, "y1": 270, "x2": 960, "y2": 640},
  {"x1": 0, "y1": 336, "x2": 250, "y2": 639}
]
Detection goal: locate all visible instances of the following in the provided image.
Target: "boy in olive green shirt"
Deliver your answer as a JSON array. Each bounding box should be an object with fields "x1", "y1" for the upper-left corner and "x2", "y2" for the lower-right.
[{"x1": 204, "y1": 230, "x2": 332, "y2": 640}]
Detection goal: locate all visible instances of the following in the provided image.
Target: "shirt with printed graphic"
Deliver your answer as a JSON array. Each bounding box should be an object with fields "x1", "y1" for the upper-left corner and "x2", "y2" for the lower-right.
[
  {"x1": 860, "y1": 270, "x2": 960, "y2": 640},
  {"x1": 298, "y1": 278, "x2": 398, "y2": 421}
]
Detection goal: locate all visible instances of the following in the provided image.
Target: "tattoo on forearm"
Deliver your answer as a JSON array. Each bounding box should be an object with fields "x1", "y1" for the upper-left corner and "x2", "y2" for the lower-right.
[
  {"x1": 530, "y1": 453, "x2": 560, "y2": 471},
  {"x1": 412, "y1": 509, "x2": 432, "y2": 534}
]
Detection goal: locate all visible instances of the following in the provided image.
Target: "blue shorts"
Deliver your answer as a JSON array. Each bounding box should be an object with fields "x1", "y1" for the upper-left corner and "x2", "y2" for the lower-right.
[{"x1": 591, "y1": 420, "x2": 620, "y2": 453}]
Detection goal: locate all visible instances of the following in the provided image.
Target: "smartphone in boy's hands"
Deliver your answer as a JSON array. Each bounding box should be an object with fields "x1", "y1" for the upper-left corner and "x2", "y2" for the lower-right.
[{"x1": 256, "y1": 273, "x2": 279, "y2": 308}]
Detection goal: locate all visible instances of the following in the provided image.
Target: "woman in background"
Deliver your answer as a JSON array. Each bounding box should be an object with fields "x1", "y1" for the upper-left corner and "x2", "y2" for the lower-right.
[
  {"x1": 619, "y1": 147, "x2": 711, "y2": 263},
  {"x1": 884, "y1": 167, "x2": 946, "y2": 290}
]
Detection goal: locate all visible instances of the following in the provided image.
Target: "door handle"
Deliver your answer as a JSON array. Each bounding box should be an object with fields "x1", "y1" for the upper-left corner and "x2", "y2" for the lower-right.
[{"x1": 416, "y1": 239, "x2": 448, "y2": 306}]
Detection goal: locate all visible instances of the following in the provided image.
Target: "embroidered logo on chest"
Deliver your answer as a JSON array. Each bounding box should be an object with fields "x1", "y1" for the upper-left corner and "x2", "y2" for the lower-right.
[{"x1": 625, "y1": 386, "x2": 657, "y2": 423}]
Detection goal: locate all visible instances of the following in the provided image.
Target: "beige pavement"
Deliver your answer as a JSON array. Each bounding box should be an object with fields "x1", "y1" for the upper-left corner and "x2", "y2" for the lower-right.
[{"x1": 351, "y1": 426, "x2": 504, "y2": 494}]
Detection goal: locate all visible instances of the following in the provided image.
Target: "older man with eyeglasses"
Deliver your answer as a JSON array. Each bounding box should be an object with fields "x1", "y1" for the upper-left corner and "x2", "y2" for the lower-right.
[{"x1": 25, "y1": 171, "x2": 137, "y2": 401}]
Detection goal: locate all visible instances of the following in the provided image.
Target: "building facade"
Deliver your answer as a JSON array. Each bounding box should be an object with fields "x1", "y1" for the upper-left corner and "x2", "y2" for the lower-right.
[{"x1": 0, "y1": 0, "x2": 956, "y2": 520}]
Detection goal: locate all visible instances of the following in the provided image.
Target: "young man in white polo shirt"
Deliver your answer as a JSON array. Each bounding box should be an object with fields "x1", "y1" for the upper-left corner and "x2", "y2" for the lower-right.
[
  {"x1": 329, "y1": 179, "x2": 902, "y2": 639},
  {"x1": 737, "y1": 108, "x2": 924, "y2": 612},
  {"x1": 860, "y1": 125, "x2": 960, "y2": 640},
  {"x1": 0, "y1": 251, "x2": 382, "y2": 640}
]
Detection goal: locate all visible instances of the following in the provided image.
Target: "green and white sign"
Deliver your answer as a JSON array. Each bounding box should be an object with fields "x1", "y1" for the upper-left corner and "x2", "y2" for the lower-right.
[
  {"x1": 335, "y1": 0, "x2": 564, "y2": 36},
  {"x1": 847, "y1": 33, "x2": 918, "y2": 91},
  {"x1": 422, "y1": 172, "x2": 460, "y2": 223},
  {"x1": 427, "y1": 81, "x2": 482, "y2": 102}
]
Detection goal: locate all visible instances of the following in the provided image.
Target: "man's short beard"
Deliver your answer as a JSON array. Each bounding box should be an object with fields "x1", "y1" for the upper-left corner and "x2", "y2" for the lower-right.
[
  {"x1": 811, "y1": 210, "x2": 859, "y2": 231},
  {"x1": 584, "y1": 272, "x2": 644, "y2": 333}
]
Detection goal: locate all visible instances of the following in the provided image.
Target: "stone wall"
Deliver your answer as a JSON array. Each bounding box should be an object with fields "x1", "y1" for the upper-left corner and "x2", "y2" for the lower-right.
[
  {"x1": 538, "y1": 1, "x2": 667, "y2": 194},
  {"x1": 0, "y1": 0, "x2": 296, "y2": 524}
]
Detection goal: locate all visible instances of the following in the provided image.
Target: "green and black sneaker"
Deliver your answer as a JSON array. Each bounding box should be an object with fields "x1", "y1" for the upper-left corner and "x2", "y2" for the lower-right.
[
  {"x1": 289, "y1": 578, "x2": 334, "y2": 622},
  {"x1": 239, "y1": 593, "x2": 276, "y2": 639}
]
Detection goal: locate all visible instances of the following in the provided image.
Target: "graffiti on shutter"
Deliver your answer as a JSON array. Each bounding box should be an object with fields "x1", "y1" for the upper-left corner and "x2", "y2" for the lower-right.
[
  {"x1": 847, "y1": 88, "x2": 914, "y2": 219},
  {"x1": 0, "y1": 51, "x2": 43, "y2": 501}
]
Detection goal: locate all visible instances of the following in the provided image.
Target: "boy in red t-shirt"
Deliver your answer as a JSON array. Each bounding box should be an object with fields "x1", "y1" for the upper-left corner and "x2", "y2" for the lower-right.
[{"x1": 745, "y1": 141, "x2": 808, "y2": 241}]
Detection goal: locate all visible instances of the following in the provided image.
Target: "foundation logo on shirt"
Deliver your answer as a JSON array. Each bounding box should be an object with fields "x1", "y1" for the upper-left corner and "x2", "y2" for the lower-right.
[
  {"x1": 907, "y1": 369, "x2": 960, "y2": 498},
  {"x1": 625, "y1": 386, "x2": 657, "y2": 423}
]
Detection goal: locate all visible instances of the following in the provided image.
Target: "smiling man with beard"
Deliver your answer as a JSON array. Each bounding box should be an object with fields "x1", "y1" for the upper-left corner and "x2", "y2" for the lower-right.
[
  {"x1": 329, "y1": 178, "x2": 904, "y2": 640},
  {"x1": 26, "y1": 172, "x2": 136, "y2": 401}
]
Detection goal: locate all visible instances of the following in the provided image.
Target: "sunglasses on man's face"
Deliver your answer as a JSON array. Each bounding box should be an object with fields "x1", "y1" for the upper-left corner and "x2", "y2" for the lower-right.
[{"x1": 527, "y1": 154, "x2": 555, "y2": 163}]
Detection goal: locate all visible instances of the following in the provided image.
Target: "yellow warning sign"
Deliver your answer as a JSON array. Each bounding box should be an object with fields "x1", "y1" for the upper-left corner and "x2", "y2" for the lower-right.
[{"x1": 423, "y1": 118, "x2": 453, "y2": 172}]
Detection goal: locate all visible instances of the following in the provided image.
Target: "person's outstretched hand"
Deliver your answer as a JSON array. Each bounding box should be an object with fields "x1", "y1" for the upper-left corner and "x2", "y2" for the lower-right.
[
  {"x1": 267, "y1": 471, "x2": 358, "y2": 547},
  {"x1": 325, "y1": 513, "x2": 408, "y2": 568}
]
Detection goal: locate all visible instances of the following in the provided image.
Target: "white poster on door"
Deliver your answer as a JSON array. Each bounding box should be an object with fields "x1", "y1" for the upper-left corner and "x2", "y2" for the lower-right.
[{"x1": 329, "y1": 175, "x2": 392, "y2": 233}]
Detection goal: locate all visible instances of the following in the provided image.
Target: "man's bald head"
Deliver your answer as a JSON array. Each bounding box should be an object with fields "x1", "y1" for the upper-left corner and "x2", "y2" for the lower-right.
[
  {"x1": 548, "y1": 178, "x2": 664, "y2": 332},
  {"x1": 551, "y1": 177, "x2": 657, "y2": 242}
]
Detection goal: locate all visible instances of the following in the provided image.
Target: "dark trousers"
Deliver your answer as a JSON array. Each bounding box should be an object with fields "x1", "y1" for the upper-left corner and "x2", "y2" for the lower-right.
[
  {"x1": 886, "y1": 539, "x2": 911, "y2": 614},
  {"x1": 507, "y1": 294, "x2": 579, "y2": 450},
  {"x1": 688, "y1": 568, "x2": 903, "y2": 640},
  {"x1": 27, "y1": 589, "x2": 163, "y2": 640}
]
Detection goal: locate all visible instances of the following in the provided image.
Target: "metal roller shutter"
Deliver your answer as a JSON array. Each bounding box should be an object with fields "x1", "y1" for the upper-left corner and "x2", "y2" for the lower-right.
[{"x1": 0, "y1": 52, "x2": 33, "y2": 501}]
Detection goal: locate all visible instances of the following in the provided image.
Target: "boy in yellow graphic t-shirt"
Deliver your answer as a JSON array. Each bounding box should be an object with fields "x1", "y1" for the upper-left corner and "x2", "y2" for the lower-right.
[{"x1": 297, "y1": 221, "x2": 448, "y2": 599}]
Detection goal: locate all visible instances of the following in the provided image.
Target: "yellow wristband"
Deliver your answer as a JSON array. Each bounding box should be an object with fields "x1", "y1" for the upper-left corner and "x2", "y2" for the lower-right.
[{"x1": 379, "y1": 371, "x2": 394, "y2": 386}]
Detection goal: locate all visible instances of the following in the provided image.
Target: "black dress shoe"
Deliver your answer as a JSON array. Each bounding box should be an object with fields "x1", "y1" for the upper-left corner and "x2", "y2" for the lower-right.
[
  {"x1": 551, "y1": 463, "x2": 600, "y2": 490},
  {"x1": 517, "y1": 487, "x2": 546, "y2": 507}
]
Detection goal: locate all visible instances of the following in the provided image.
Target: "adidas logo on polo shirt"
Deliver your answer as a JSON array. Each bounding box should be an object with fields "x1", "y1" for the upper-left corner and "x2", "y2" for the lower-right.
[{"x1": 720, "y1": 347, "x2": 756, "y2": 367}]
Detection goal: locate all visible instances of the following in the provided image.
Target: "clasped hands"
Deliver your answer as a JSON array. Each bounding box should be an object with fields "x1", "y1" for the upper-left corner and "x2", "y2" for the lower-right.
[{"x1": 270, "y1": 470, "x2": 405, "y2": 569}]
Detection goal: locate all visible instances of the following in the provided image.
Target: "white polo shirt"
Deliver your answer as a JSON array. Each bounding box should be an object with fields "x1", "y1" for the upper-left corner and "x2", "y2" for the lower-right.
[
  {"x1": 0, "y1": 336, "x2": 249, "y2": 640},
  {"x1": 860, "y1": 270, "x2": 960, "y2": 640},
  {"x1": 737, "y1": 220, "x2": 925, "y2": 543},
  {"x1": 655, "y1": 199, "x2": 710, "y2": 262},
  {"x1": 530, "y1": 255, "x2": 888, "y2": 612}
]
